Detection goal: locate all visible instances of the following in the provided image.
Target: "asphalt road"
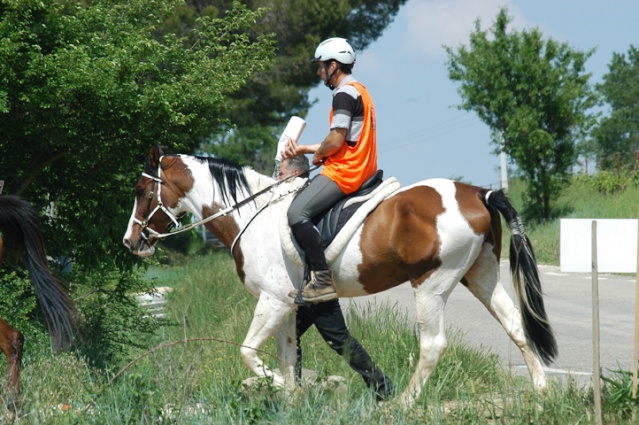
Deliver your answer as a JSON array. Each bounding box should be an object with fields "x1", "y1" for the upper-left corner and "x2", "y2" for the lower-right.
[{"x1": 343, "y1": 262, "x2": 636, "y2": 386}]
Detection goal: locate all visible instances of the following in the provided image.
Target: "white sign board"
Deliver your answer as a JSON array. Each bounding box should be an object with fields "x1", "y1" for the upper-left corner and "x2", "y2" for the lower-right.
[{"x1": 560, "y1": 219, "x2": 637, "y2": 273}]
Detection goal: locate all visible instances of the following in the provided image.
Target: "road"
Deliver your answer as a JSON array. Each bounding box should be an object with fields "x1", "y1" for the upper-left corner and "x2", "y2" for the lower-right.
[{"x1": 343, "y1": 262, "x2": 636, "y2": 385}]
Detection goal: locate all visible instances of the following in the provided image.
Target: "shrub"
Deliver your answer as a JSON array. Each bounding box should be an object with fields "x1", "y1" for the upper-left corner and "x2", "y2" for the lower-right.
[{"x1": 590, "y1": 169, "x2": 639, "y2": 194}]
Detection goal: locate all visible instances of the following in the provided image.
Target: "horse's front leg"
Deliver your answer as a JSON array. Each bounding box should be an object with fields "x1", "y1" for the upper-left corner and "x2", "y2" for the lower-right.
[
  {"x1": 240, "y1": 292, "x2": 295, "y2": 390},
  {"x1": 275, "y1": 311, "x2": 296, "y2": 386}
]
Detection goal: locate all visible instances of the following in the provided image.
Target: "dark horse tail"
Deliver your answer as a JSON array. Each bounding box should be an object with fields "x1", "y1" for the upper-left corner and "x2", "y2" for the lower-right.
[
  {"x1": 485, "y1": 190, "x2": 557, "y2": 365},
  {"x1": 0, "y1": 195, "x2": 75, "y2": 351}
]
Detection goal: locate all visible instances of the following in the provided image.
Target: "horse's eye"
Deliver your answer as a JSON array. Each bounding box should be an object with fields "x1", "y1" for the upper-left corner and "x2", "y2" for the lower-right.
[{"x1": 136, "y1": 188, "x2": 145, "y2": 197}]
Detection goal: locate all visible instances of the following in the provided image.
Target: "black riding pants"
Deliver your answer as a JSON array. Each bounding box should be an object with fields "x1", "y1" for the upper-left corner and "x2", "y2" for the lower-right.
[
  {"x1": 295, "y1": 299, "x2": 392, "y2": 394},
  {"x1": 287, "y1": 174, "x2": 346, "y2": 226}
]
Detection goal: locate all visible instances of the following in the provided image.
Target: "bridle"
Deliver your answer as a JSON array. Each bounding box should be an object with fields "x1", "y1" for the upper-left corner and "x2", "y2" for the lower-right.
[
  {"x1": 134, "y1": 156, "x2": 317, "y2": 242},
  {"x1": 133, "y1": 156, "x2": 184, "y2": 241}
]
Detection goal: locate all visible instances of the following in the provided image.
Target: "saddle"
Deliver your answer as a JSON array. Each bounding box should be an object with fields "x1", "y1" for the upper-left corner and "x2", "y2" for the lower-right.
[
  {"x1": 313, "y1": 170, "x2": 384, "y2": 247},
  {"x1": 279, "y1": 171, "x2": 401, "y2": 270}
]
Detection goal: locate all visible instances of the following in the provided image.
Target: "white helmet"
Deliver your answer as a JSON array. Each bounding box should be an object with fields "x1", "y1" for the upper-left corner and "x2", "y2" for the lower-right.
[{"x1": 312, "y1": 37, "x2": 356, "y2": 65}]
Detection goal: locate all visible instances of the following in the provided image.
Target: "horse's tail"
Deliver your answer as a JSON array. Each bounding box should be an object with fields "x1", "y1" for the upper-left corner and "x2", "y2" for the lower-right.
[
  {"x1": 484, "y1": 189, "x2": 557, "y2": 365},
  {"x1": 0, "y1": 195, "x2": 76, "y2": 351}
]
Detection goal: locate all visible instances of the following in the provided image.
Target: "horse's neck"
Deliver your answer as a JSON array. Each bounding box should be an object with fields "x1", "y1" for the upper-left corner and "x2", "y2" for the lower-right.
[
  {"x1": 181, "y1": 159, "x2": 276, "y2": 247},
  {"x1": 244, "y1": 168, "x2": 276, "y2": 204}
]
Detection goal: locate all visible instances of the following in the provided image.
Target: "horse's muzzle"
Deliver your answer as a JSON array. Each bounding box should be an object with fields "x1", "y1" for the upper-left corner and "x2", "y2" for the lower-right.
[{"x1": 123, "y1": 236, "x2": 155, "y2": 257}]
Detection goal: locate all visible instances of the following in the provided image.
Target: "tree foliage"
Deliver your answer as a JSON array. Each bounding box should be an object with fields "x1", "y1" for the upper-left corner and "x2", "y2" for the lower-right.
[
  {"x1": 161, "y1": 0, "x2": 407, "y2": 171},
  {"x1": 592, "y1": 45, "x2": 639, "y2": 171},
  {"x1": 0, "y1": 0, "x2": 405, "y2": 362},
  {"x1": 0, "y1": 0, "x2": 274, "y2": 361},
  {"x1": 445, "y1": 8, "x2": 598, "y2": 222}
]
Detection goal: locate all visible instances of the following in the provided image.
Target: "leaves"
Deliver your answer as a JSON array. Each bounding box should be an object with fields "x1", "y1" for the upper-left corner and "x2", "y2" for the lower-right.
[
  {"x1": 445, "y1": 7, "x2": 597, "y2": 222},
  {"x1": 0, "y1": 0, "x2": 273, "y2": 362},
  {"x1": 593, "y1": 45, "x2": 639, "y2": 170}
]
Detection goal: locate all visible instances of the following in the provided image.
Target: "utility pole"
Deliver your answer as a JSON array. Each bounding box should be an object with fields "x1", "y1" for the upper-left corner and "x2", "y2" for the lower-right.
[{"x1": 499, "y1": 132, "x2": 508, "y2": 192}]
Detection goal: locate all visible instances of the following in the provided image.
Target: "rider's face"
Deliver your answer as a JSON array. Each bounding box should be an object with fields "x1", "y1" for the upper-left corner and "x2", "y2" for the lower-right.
[
  {"x1": 317, "y1": 61, "x2": 335, "y2": 84},
  {"x1": 278, "y1": 160, "x2": 291, "y2": 180}
]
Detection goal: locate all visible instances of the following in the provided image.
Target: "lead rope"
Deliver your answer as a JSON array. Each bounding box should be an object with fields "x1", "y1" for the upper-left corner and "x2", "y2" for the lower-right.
[
  {"x1": 229, "y1": 179, "x2": 309, "y2": 257},
  {"x1": 147, "y1": 164, "x2": 318, "y2": 240}
]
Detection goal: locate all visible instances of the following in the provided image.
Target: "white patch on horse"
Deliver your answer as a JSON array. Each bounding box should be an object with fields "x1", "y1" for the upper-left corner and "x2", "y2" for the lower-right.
[
  {"x1": 179, "y1": 156, "x2": 216, "y2": 219},
  {"x1": 425, "y1": 179, "x2": 485, "y2": 282}
]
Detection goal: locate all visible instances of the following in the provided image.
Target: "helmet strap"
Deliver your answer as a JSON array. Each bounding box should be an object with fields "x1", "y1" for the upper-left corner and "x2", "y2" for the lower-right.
[{"x1": 323, "y1": 61, "x2": 338, "y2": 90}]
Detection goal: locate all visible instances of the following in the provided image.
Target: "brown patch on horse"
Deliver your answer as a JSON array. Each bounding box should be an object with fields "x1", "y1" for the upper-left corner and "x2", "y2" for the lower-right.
[
  {"x1": 202, "y1": 204, "x2": 245, "y2": 284},
  {"x1": 454, "y1": 183, "x2": 502, "y2": 260},
  {"x1": 454, "y1": 183, "x2": 492, "y2": 236},
  {"x1": 358, "y1": 186, "x2": 445, "y2": 292},
  {"x1": 159, "y1": 156, "x2": 194, "y2": 207}
]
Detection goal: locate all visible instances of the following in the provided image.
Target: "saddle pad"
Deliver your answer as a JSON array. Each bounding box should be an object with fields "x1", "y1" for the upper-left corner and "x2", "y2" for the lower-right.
[{"x1": 280, "y1": 177, "x2": 401, "y2": 268}]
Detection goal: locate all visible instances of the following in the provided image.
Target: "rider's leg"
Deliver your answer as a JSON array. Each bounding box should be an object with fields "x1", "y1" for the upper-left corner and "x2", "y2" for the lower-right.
[{"x1": 288, "y1": 175, "x2": 346, "y2": 302}]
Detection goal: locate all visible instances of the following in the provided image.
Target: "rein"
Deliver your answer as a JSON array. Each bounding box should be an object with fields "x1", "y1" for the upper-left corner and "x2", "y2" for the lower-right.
[{"x1": 135, "y1": 157, "x2": 317, "y2": 240}]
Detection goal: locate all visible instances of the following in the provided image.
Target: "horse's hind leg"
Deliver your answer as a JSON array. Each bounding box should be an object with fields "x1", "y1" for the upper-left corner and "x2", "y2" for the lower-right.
[
  {"x1": 463, "y1": 245, "x2": 547, "y2": 390},
  {"x1": 399, "y1": 276, "x2": 454, "y2": 407},
  {"x1": 0, "y1": 317, "x2": 24, "y2": 405}
]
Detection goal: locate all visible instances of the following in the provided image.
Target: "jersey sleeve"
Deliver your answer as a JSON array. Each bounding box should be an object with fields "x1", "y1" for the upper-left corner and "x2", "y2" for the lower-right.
[{"x1": 330, "y1": 90, "x2": 358, "y2": 130}]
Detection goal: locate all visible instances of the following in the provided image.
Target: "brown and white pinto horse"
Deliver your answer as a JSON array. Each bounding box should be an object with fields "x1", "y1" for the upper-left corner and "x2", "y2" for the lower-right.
[
  {"x1": 0, "y1": 195, "x2": 76, "y2": 402},
  {"x1": 123, "y1": 145, "x2": 556, "y2": 406}
]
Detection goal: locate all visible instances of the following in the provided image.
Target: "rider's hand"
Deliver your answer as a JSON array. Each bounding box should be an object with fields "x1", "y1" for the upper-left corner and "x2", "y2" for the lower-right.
[{"x1": 282, "y1": 138, "x2": 299, "y2": 160}]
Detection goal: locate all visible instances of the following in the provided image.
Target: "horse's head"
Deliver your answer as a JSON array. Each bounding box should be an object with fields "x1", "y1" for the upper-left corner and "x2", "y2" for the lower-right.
[{"x1": 123, "y1": 145, "x2": 187, "y2": 256}]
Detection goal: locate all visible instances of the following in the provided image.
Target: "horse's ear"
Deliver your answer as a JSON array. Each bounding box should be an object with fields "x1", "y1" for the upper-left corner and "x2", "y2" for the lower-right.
[{"x1": 149, "y1": 145, "x2": 164, "y2": 167}]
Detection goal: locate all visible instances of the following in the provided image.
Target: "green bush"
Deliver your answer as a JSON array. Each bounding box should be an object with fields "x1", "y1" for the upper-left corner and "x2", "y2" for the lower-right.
[
  {"x1": 589, "y1": 169, "x2": 639, "y2": 194},
  {"x1": 72, "y1": 265, "x2": 165, "y2": 368},
  {"x1": 0, "y1": 268, "x2": 48, "y2": 346}
]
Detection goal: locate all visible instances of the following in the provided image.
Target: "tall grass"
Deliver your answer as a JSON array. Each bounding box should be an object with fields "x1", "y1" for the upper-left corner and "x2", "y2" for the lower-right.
[{"x1": 5, "y1": 248, "x2": 638, "y2": 423}]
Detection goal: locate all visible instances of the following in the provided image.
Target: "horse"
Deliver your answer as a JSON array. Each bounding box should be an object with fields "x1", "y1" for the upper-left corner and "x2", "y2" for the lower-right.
[
  {"x1": 123, "y1": 145, "x2": 557, "y2": 407},
  {"x1": 0, "y1": 195, "x2": 76, "y2": 402}
]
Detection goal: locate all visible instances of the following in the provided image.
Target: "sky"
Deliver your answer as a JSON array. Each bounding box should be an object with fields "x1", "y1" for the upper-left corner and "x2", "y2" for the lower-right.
[{"x1": 297, "y1": 0, "x2": 639, "y2": 189}]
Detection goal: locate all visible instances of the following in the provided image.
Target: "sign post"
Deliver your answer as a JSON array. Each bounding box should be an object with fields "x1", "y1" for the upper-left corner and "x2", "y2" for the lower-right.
[{"x1": 591, "y1": 221, "x2": 602, "y2": 425}]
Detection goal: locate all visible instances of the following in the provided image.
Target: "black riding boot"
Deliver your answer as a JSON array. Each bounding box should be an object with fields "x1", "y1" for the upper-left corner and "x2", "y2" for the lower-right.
[{"x1": 291, "y1": 220, "x2": 336, "y2": 302}]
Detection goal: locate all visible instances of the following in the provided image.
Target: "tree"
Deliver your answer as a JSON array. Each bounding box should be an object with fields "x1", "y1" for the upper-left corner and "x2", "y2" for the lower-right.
[
  {"x1": 0, "y1": 0, "x2": 406, "y2": 362},
  {"x1": 0, "y1": 0, "x2": 274, "y2": 362},
  {"x1": 592, "y1": 45, "x2": 639, "y2": 171},
  {"x1": 157, "y1": 0, "x2": 408, "y2": 171},
  {"x1": 445, "y1": 8, "x2": 598, "y2": 222}
]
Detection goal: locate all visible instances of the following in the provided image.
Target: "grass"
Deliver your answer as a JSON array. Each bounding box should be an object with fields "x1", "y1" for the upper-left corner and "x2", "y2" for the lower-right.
[
  {"x1": 3, "y1": 248, "x2": 636, "y2": 423},
  {"x1": 502, "y1": 177, "x2": 639, "y2": 265},
  {"x1": 4, "y1": 175, "x2": 639, "y2": 422}
]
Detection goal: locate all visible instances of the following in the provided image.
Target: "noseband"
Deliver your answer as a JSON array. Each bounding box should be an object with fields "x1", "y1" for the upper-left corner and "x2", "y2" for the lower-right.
[{"x1": 133, "y1": 157, "x2": 183, "y2": 241}]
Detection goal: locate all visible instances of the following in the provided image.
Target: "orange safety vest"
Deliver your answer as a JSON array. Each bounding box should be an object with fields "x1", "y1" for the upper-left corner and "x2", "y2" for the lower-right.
[{"x1": 321, "y1": 82, "x2": 378, "y2": 195}]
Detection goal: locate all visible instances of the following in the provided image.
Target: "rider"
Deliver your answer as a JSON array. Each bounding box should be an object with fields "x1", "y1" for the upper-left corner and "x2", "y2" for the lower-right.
[
  {"x1": 278, "y1": 156, "x2": 394, "y2": 401},
  {"x1": 283, "y1": 37, "x2": 378, "y2": 303}
]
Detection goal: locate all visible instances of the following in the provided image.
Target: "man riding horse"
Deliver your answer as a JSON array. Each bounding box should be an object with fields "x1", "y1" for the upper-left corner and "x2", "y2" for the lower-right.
[{"x1": 283, "y1": 37, "x2": 378, "y2": 303}]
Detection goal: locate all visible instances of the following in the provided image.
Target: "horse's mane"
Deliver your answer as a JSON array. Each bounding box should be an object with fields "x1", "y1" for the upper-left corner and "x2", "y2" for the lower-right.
[
  {"x1": 144, "y1": 152, "x2": 253, "y2": 207},
  {"x1": 195, "y1": 156, "x2": 252, "y2": 206}
]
